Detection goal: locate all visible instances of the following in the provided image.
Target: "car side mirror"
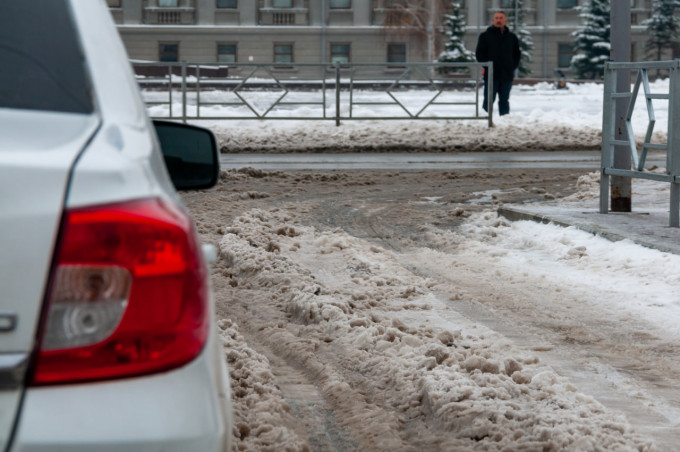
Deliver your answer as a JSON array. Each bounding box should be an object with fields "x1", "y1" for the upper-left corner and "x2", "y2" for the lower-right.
[{"x1": 153, "y1": 120, "x2": 220, "y2": 190}]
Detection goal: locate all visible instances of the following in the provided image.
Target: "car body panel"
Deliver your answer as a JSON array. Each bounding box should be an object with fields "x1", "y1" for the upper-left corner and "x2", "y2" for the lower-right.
[
  {"x1": 66, "y1": 121, "x2": 175, "y2": 209},
  {"x1": 1, "y1": 0, "x2": 231, "y2": 450},
  {"x1": 66, "y1": 0, "x2": 177, "y2": 210},
  {"x1": 11, "y1": 331, "x2": 228, "y2": 452},
  {"x1": 0, "y1": 109, "x2": 99, "y2": 451},
  {"x1": 0, "y1": 109, "x2": 99, "y2": 353}
]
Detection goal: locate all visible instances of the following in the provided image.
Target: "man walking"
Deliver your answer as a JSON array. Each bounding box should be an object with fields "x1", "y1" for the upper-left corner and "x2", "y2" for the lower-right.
[{"x1": 475, "y1": 11, "x2": 520, "y2": 116}]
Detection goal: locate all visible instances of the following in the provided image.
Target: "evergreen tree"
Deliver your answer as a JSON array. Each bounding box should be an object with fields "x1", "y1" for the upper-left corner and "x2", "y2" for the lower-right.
[
  {"x1": 571, "y1": 0, "x2": 610, "y2": 80},
  {"x1": 506, "y1": 0, "x2": 534, "y2": 77},
  {"x1": 644, "y1": 0, "x2": 680, "y2": 61},
  {"x1": 437, "y1": 2, "x2": 474, "y2": 72}
]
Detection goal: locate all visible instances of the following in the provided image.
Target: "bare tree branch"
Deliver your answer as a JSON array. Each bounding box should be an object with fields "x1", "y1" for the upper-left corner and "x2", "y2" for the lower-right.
[{"x1": 374, "y1": 0, "x2": 451, "y2": 58}]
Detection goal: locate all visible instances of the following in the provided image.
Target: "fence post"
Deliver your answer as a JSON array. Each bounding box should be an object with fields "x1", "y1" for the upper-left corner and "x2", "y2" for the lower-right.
[
  {"x1": 196, "y1": 64, "x2": 201, "y2": 119},
  {"x1": 181, "y1": 61, "x2": 187, "y2": 124},
  {"x1": 335, "y1": 61, "x2": 341, "y2": 127},
  {"x1": 669, "y1": 61, "x2": 680, "y2": 227},
  {"x1": 611, "y1": 2, "x2": 632, "y2": 212},
  {"x1": 168, "y1": 64, "x2": 173, "y2": 119},
  {"x1": 475, "y1": 65, "x2": 479, "y2": 118},
  {"x1": 600, "y1": 63, "x2": 615, "y2": 214},
  {"x1": 487, "y1": 63, "x2": 493, "y2": 127}
]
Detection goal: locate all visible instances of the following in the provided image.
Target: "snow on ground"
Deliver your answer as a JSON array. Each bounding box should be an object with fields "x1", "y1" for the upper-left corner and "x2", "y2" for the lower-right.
[
  {"x1": 192, "y1": 168, "x2": 680, "y2": 450},
  {"x1": 145, "y1": 79, "x2": 670, "y2": 153},
  {"x1": 215, "y1": 202, "x2": 656, "y2": 450},
  {"x1": 168, "y1": 79, "x2": 679, "y2": 449},
  {"x1": 455, "y1": 172, "x2": 680, "y2": 339},
  {"x1": 218, "y1": 317, "x2": 310, "y2": 451},
  {"x1": 213, "y1": 119, "x2": 604, "y2": 153},
  {"x1": 462, "y1": 215, "x2": 680, "y2": 343}
]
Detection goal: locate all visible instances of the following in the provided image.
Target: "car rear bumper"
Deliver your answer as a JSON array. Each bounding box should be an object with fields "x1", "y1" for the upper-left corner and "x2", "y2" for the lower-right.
[{"x1": 10, "y1": 332, "x2": 231, "y2": 452}]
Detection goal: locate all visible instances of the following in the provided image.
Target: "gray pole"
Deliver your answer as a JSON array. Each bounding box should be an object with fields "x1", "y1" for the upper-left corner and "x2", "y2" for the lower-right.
[
  {"x1": 542, "y1": 1, "x2": 547, "y2": 79},
  {"x1": 427, "y1": 1, "x2": 433, "y2": 63},
  {"x1": 514, "y1": 0, "x2": 519, "y2": 79},
  {"x1": 611, "y1": 0, "x2": 632, "y2": 212},
  {"x1": 321, "y1": 0, "x2": 327, "y2": 65},
  {"x1": 430, "y1": 0, "x2": 437, "y2": 62},
  {"x1": 335, "y1": 61, "x2": 340, "y2": 127}
]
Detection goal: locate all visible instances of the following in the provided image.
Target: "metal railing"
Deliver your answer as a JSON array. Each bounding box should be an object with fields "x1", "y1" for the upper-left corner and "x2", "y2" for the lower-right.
[
  {"x1": 134, "y1": 61, "x2": 493, "y2": 127},
  {"x1": 600, "y1": 60, "x2": 680, "y2": 227}
]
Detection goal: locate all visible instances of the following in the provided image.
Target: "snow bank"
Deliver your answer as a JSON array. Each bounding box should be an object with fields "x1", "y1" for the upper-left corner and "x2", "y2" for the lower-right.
[
  {"x1": 218, "y1": 319, "x2": 308, "y2": 451},
  {"x1": 212, "y1": 120, "x2": 602, "y2": 153},
  {"x1": 144, "y1": 80, "x2": 672, "y2": 153},
  {"x1": 217, "y1": 206, "x2": 655, "y2": 450}
]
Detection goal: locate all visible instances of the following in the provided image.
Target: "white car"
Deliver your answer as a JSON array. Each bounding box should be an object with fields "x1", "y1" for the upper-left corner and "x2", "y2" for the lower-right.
[{"x1": 0, "y1": 1, "x2": 232, "y2": 451}]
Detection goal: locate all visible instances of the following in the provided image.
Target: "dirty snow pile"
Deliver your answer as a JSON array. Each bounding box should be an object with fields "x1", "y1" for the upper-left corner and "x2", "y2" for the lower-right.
[
  {"x1": 213, "y1": 120, "x2": 603, "y2": 153},
  {"x1": 216, "y1": 205, "x2": 656, "y2": 450},
  {"x1": 218, "y1": 317, "x2": 310, "y2": 451}
]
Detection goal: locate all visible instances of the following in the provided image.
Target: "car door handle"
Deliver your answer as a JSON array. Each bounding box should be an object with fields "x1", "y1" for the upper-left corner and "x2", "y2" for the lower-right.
[{"x1": 0, "y1": 353, "x2": 28, "y2": 390}]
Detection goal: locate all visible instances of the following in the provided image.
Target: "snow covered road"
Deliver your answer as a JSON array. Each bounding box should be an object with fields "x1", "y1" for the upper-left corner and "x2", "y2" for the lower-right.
[
  {"x1": 164, "y1": 76, "x2": 680, "y2": 450},
  {"x1": 182, "y1": 167, "x2": 677, "y2": 450}
]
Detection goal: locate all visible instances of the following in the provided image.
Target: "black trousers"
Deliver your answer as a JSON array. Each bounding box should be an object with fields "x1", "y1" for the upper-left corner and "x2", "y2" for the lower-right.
[{"x1": 482, "y1": 79, "x2": 513, "y2": 116}]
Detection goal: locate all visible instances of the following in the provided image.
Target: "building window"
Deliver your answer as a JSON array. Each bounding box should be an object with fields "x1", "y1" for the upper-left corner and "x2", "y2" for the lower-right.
[
  {"x1": 218, "y1": 44, "x2": 237, "y2": 63},
  {"x1": 557, "y1": 0, "x2": 577, "y2": 8},
  {"x1": 330, "y1": 0, "x2": 351, "y2": 8},
  {"x1": 557, "y1": 44, "x2": 574, "y2": 68},
  {"x1": 106, "y1": 0, "x2": 122, "y2": 7},
  {"x1": 159, "y1": 43, "x2": 179, "y2": 62},
  {"x1": 274, "y1": 44, "x2": 293, "y2": 64},
  {"x1": 217, "y1": 0, "x2": 237, "y2": 7},
  {"x1": 331, "y1": 44, "x2": 350, "y2": 64},
  {"x1": 387, "y1": 43, "x2": 406, "y2": 64},
  {"x1": 500, "y1": 0, "x2": 514, "y2": 7},
  {"x1": 272, "y1": 0, "x2": 293, "y2": 8},
  {"x1": 158, "y1": 0, "x2": 179, "y2": 6}
]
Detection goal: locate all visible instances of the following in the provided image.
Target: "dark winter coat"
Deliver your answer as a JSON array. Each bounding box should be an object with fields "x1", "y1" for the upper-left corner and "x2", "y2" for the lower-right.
[{"x1": 475, "y1": 25, "x2": 521, "y2": 82}]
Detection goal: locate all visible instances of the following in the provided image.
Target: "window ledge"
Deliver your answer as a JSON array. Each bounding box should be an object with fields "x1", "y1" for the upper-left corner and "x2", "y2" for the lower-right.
[
  {"x1": 144, "y1": 6, "x2": 195, "y2": 10},
  {"x1": 272, "y1": 66, "x2": 298, "y2": 72},
  {"x1": 260, "y1": 8, "x2": 308, "y2": 12}
]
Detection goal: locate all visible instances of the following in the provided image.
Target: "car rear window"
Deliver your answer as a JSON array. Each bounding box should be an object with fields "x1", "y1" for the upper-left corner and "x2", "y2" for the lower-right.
[{"x1": 0, "y1": 0, "x2": 93, "y2": 114}]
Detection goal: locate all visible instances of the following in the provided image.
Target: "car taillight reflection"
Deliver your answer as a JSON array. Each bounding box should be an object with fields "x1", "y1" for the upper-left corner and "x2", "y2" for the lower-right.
[{"x1": 31, "y1": 198, "x2": 209, "y2": 385}]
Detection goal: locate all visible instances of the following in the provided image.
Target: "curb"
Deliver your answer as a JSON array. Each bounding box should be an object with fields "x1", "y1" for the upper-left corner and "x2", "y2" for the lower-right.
[{"x1": 497, "y1": 206, "x2": 680, "y2": 256}]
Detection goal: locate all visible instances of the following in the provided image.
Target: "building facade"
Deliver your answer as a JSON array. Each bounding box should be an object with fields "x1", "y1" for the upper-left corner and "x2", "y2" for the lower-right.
[{"x1": 107, "y1": 0, "x2": 670, "y2": 79}]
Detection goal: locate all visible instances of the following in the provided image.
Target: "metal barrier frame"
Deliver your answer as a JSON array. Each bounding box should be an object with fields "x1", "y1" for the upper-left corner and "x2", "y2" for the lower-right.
[
  {"x1": 134, "y1": 61, "x2": 493, "y2": 127},
  {"x1": 600, "y1": 60, "x2": 680, "y2": 227}
]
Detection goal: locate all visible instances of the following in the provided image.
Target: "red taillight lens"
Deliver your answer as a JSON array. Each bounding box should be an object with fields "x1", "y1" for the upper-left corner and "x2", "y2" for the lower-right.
[{"x1": 31, "y1": 198, "x2": 209, "y2": 385}]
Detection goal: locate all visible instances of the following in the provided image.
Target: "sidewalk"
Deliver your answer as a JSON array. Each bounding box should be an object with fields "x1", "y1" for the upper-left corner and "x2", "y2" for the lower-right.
[{"x1": 498, "y1": 187, "x2": 680, "y2": 255}]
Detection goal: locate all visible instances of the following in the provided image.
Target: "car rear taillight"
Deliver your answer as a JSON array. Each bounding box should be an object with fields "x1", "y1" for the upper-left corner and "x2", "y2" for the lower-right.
[{"x1": 31, "y1": 198, "x2": 209, "y2": 385}]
